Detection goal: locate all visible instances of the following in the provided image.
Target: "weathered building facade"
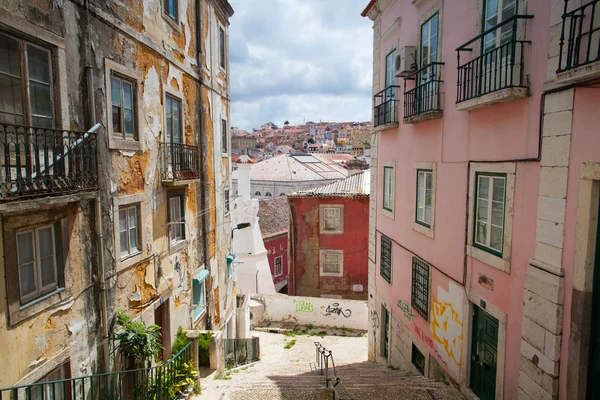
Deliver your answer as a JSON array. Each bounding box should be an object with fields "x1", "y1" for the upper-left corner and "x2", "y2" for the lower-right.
[
  {"x1": 0, "y1": 0, "x2": 233, "y2": 389},
  {"x1": 258, "y1": 197, "x2": 290, "y2": 293},
  {"x1": 288, "y1": 171, "x2": 370, "y2": 300},
  {"x1": 364, "y1": 0, "x2": 600, "y2": 399}
]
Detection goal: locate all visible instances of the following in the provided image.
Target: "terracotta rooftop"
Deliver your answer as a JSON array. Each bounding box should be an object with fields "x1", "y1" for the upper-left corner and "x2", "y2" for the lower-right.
[
  {"x1": 289, "y1": 170, "x2": 370, "y2": 198},
  {"x1": 258, "y1": 197, "x2": 289, "y2": 239},
  {"x1": 361, "y1": 0, "x2": 377, "y2": 16}
]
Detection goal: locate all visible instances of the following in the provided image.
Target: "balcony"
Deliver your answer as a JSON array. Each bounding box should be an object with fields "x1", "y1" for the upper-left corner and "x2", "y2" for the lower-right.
[
  {"x1": 557, "y1": 0, "x2": 600, "y2": 83},
  {"x1": 373, "y1": 86, "x2": 400, "y2": 130},
  {"x1": 456, "y1": 15, "x2": 533, "y2": 111},
  {"x1": 403, "y1": 62, "x2": 444, "y2": 124},
  {"x1": 160, "y1": 142, "x2": 200, "y2": 184},
  {"x1": 0, "y1": 123, "x2": 98, "y2": 202}
]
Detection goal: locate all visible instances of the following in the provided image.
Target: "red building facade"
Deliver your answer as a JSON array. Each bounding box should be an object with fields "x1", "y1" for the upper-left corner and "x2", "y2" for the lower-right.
[
  {"x1": 288, "y1": 171, "x2": 369, "y2": 300},
  {"x1": 258, "y1": 197, "x2": 289, "y2": 293}
]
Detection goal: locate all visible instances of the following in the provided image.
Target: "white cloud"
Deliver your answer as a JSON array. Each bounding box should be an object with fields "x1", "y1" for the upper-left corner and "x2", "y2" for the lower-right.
[{"x1": 229, "y1": 0, "x2": 373, "y2": 130}]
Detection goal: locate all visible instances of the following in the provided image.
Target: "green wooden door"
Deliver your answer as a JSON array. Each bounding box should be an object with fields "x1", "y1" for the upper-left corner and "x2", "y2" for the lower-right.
[
  {"x1": 470, "y1": 306, "x2": 498, "y2": 400},
  {"x1": 384, "y1": 308, "x2": 390, "y2": 359},
  {"x1": 586, "y1": 199, "x2": 600, "y2": 399}
]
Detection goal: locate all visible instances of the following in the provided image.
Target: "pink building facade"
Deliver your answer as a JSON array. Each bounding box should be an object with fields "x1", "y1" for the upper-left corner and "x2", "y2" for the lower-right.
[{"x1": 363, "y1": 1, "x2": 600, "y2": 399}]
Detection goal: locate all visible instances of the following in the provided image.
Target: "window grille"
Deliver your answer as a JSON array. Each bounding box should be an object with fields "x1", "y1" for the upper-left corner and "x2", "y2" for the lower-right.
[
  {"x1": 411, "y1": 256, "x2": 430, "y2": 320},
  {"x1": 380, "y1": 235, "x2": 392, "y2": 283}
]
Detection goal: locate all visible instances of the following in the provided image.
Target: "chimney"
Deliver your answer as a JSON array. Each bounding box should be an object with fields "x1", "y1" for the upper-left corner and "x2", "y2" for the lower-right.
[
  {"x1": 347, "y1": 158, "x2": 369, "y2": 176},
  {"x1": 236, "y1": 155, "x2": 254, "y2": 200}
]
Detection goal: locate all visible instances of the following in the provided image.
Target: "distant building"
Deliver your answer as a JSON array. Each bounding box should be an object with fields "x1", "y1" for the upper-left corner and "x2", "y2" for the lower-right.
[
  {"x1": 287, "y1": 171, "x2": 370, "y2": 300},
  {"x1": 258, "y1": 197, "x2": 290, "y2": 293},
  {"x1": 232, "y1": 153, "x2": 354, "y2": 199},
  {"x1": 232, "y1": 135, "x2": 259, "y2": 151}
]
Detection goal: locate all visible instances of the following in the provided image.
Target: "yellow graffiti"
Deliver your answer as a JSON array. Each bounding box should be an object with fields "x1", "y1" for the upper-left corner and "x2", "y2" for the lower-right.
[{"x1": 430, "y1": 297, "x2": 463, "y2": 368}]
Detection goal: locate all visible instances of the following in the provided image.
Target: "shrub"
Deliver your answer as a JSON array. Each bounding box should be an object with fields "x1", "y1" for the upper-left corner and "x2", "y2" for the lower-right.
[
  {"x1": 198, "y1": 332, "x2": 212, "y2": 367},
  {"x1": 113, "y1": 309, "x2": 161, "y2": 368},
  {"x1": 171, "y1": 327, "x2": 189, "y2": 355}
]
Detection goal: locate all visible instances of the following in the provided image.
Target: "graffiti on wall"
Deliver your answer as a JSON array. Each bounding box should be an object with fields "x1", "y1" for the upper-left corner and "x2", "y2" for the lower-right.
[
  {"x1": 325, "y1": 303, "x2": 352, "y2": 318},
  {"x1": 414, "y1": 325, "x2": 447, "y2": 366},
  {"x1": 370, "y1": 310, "x2": 379, "y2": 331},
  {"x1": 293, "y1": 299, "x2": 314, "y2": 312},
  {"x1": 397, "y1": 300, "x2": 415, "y2": 322},
  {"x1": 429, "y1": 282, "x2": 464, "y2": 377}
]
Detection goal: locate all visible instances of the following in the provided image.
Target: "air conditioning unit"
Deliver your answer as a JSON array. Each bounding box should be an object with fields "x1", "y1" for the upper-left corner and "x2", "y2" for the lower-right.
[{"x1": 395, "y1": 46, "x2": 417, "y2": 77}]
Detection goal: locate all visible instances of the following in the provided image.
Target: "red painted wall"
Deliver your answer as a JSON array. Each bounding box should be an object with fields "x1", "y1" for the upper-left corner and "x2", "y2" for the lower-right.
[
  {"x1": 264, "y1": 233, "x2": 288, "y2": 290},
  {"x1": 289, "y1": 196, "x2": 369, "y2": 299}
]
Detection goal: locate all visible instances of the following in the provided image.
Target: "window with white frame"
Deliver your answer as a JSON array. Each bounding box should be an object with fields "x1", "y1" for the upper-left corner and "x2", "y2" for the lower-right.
[
  {"x1": 192, "y1": 277, "x2": 206, "y2": 320},
  {"x1": 168, "y1": 192, "x2": 185, "y2": 245},
  {"x1": 17, "y1": 225, "x2": 58, "y2": 304},
  {"x1": 163, "y1": 0, "x2": 179, "y2": 22},
  {"x1": 274, "y1": 256, "x2": 283, "y2": 277},
  {"x1": 320, "y1": 205, "x2": 343, "y2": 234},
  {"x1": 416, "y1": 169, "x2": 433, "y2": 227},
  {"x1": 111, "y1": 73, "x2": 137, "y2": 140},
  {"x1": 385, "y1": 49, "x2": 396, "y2": 99},
  {"x1": 0, "y1": 32, "x2": 54, "y2": 127},
  {"x1": 383, "y1": 166, "x2": 395, "y2": 213},
  {"x1": 219, "y1": 27, "x2": 226, "y2": 69},
  {"x1": 319, "y1": 250, "x2": 343, "y2": 277},
  {"x1": 474, "y1": 173, "x2": 506, "y2": 256},
  {"x1": 118, "y1": 205, "x2": 139, "y2": 258},
  {"x1": 483, "y1": 0, "x2": 517, "y2": 54},
  {"x1": 31, "y1": 363, "x2": 70, "y2": 400}
]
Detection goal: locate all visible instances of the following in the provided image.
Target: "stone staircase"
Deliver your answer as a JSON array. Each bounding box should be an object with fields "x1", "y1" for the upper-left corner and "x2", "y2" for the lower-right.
[{"x1": 194, "y1": 331, "x2": 464, "y2": 399}]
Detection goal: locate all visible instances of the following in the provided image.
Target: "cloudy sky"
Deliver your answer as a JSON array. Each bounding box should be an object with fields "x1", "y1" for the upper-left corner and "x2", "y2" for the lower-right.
[{"x1": 228, "y1": 0, "x2": 373, "y2": 131}]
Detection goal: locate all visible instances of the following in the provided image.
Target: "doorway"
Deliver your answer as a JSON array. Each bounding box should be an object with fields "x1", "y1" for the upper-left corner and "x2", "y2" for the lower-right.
[
  {"x1": 154, "y1": 299, "x2": 170, "y2": 361},
  {"x1": 587, "y1": 197, "x2": 600, "y2": 399},
  {"x1": 470, "y1": 305, "x2": 498, "y2": 400}
]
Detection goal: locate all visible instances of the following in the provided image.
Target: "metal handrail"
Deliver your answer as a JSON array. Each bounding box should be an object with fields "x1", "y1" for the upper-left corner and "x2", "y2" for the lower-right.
[
  {"x1": 456, "y1": 14, "x2": 534, "y2": 51},
  {"x1": 0, "y1": 341, "x2": 193, "y2": 400},
  {"x1": 373, "y1": 85, "x2": 402, "y2": 99},
  {"x1": 404, "y1": 62, "x2": 445, "y2": 81},
  {"x1": 314, "y1": 342, "x2": 356, "y2": 400},
  {"x1": 403, "y1": 62, "x2": 444, "y2": 118}
]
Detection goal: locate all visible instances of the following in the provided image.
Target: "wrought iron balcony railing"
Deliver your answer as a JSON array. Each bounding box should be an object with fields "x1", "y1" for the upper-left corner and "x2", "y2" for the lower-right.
[
  {"x1": 0, "y1": 341, "x2": 193, "y2": 400},
  {"x1": 160, "y1": 142, "x2": 200, "y2": 182},
  {"x1": 456, "y1": 15, "x2": 533, "y2": 104},
  {"x1": 224, "y1": 337, "x2": 260, "y2": 369},
  {"x1": 404, "y1": 62, "x2": 444, "y2": 119},
  {"x1": 558, "y1": 0, "x2": 600, "y2": 72},
  {"x1": 373, "y1": 86, "x2": 400, "y2": 128},
  {"x1": 0, "y1": 123, "x2": 99, "y2": 201}
]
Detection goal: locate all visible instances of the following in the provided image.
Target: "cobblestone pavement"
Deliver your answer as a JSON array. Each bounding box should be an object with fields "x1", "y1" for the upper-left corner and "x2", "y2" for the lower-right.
[{"x1": 191, "y1": 330, "x2": 465, "y2": 400}]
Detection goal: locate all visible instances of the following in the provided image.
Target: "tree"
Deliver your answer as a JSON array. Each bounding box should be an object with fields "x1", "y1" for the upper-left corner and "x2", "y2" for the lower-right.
[
  {"x1": 284, "y1": 120, "x2": 290, "y2": 126},
  {"x1": 308, "y1": 138, "x2": 315, "y2": 144}
]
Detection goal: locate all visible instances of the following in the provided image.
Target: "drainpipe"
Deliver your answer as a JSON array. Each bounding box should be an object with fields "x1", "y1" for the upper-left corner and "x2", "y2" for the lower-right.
[{"x1": 96, "y1": 196, "x2": 110, "y2": 372}]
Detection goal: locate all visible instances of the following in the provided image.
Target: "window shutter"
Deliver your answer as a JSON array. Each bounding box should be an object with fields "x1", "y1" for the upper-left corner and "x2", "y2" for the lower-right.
[{"x1": 55, "y1": 218, "x2": 67, "y2": 287}]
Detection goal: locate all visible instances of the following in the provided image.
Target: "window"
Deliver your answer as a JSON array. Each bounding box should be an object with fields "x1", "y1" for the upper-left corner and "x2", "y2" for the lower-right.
[
  {"x1": 383, "y1": 166, "x2": 395, "y2": 213},
  {"x1": 111, "y1": 73, "x2": 137, "y2": 140},
  {"x1": 163, "y1": 0, "x2": 178, "y2": 22},
  {"x1": 380, "y1": 235, "x2": 392, "y2": 283},
  {"x1": 17, "y1": 225, "x2": 58, "y2": 304},
  {"x1": 0, "y1": 33, "x2": 54, "y2": 127},
  {"x1": 265, "y1": 192, "x2": 272, "y2": 197},
  {"x1": 420, "y1": 14, "x2": 439, "y2": 68},
  {"x1": 168, "y1": 192, "x2": 185, "y2": 245},
  {"x1": 119, "y1": 205, "x2": 139, "y2": 258},
  {"x1": 165, "y1": 95, "x2": 182, "y2": 144},
  {"x1": 483, "y1": 0, "x2": 517, "y2": 53},
  {"x1": 225, "y1": 189, "x2": 230, "y2": 213},
  {"x1": 319, "y1": 250, "x2": 343, "y2": 277},
  {"x1": 274, "y1": 256, "x2": 283, "y2": 277},
  {"x1": 255, "y1": 191, "x2": 261, "y2": 196},
  {"x1": 31, "y1": 363, "x2": 70, "y2": 400},
  {"x1": 320, "y1": 205, "x2": 344, "y2": 234},
  {"x1": 222, "y1": 119, "x2": 228, "y2": 153},
  {"x1": 412, "y1": 344, "x2": 425, "y2": 375},
  {"x1": 219, "y1": 27, "x2": 226, "y2": 69},
  {"x1": 385, "y1": 49, "x2": 396, "y2": 99},
  {"x1": 411, "y1": 256, "x2": 430, "y2": 320},
  {"x1": 474, "y1": 173, "x2": 506, "y2": 256},
  {"x1": 416, "y1": 169, "x2": 433, "y2": 227},
  {"x1": 192, "y1": 271, "x2": 208, "y2": 320},
  {"x1": 280, "y1": 193, "x2": 286, "y2": 196}
]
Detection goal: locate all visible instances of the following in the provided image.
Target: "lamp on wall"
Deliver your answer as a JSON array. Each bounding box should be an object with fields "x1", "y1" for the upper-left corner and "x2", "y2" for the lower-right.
[{"x1": 231, "y1": 222, "x2": 251, "y2": 238}]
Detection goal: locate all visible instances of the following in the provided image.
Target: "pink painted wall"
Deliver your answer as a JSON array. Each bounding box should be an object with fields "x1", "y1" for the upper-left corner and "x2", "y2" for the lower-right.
[
  {"x1": 374, "y1": 0, "x2": 549, "y2": 396},
  {"x1": 265, "y1": 233, "x2": 288, "y2": 287},
  {"x1": 559, "y1": 87, "x2": 600, "y2": 399}
]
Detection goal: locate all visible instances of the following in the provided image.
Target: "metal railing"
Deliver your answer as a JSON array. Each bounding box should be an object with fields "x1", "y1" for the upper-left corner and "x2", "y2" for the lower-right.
[
  {"x1": 558, "y1": 0, "x2": 600, "y2": 72},
  {"x1": 373, "y1": 86, "x2": 400, "y2": 127},
  {"x1": 0, "y1": 123, "x2": 99, "y2": 200},
  {"x1": 224, "y1": 338, "x2": 259, "y2": 369},
  {"x1": 456, "y1": 15, "x2": 533, "y2": 103},
  {"x1": 403, "y1": 62, "x2": 444, "y2": 119},
  {"x1": 159, "y1": 142, "x2": 200, "y2": 182},
  {"x1": 314, "y1": 342, "x2": 355, "y2": 400},
  {"x1": 0, "y1": 342, "x2": 193, "y2": 400}
]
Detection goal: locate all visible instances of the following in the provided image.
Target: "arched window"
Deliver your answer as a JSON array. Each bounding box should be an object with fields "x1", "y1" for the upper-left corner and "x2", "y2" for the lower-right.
[
  {"x1": 280, "y1": 193, "x2": 286, "y2": 196},
  {"x1": 255, "y1": 191, "x2": 261, "y2": 196},
  {"x1": 265, "y1": 192, "x2": 272, "y2": 196}
]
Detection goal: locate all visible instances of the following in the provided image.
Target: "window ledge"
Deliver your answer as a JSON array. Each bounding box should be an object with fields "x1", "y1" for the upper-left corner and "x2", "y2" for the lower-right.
[
  {"x1": 467, "y1": 244, "x2": 510, "y2": 273},
  {"x1": 117, "y1": 251, "x2": 145, "y2": 272},
  {"x1": 456, "y1": 87, "x2": 529, "y2": 111},
  {"x1": 222, "y1": 153, "x2": 229, "y2": 158},
  {"x1": 381, "y1": 208, "x2": 394, "y2": 220},
  {"x1": 0, "y1": 191, "x2": 98, "y2": 214},
  {"x1": 169, "y1": 240, "x2": 188, "y2": 255},
  {"x1": 162, "y1": 13, "x2": 181, "y2": 33},
  {"x1": 556, "y1": 61, "x2": 600, "y2": 85},
  {"x1": 10, "y1": 290, "x2": 73, "y2": 327},
  {"x1": 162, "y1": 178, "x2": 200, "y2": 186},
  {"x1": 109, "y1": 138, "x2": 142, "y2": 152},
  {"x1": 413, "y1": 222, "x2": 434, "y2": 239},
  {"x1": 372, "y1": 121, "x2": 399, "y2": 132},
  {"x1": 403, "y1": 110, "x2": 442, "y2": 125},
  {"x1": 20, "y1": 288, "x2": 65, "y2": 310}
]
